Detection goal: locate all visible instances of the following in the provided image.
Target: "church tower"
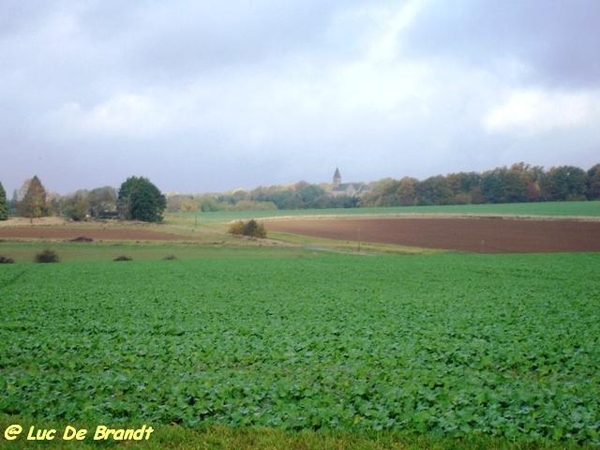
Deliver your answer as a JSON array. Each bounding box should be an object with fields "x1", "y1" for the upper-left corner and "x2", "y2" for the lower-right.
[{"x1": 333, "y1": 167, "x2": 342, "y2": 188}]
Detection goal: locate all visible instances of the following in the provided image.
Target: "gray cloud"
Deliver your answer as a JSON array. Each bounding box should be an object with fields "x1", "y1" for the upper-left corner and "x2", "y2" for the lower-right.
[
  {"x1": 1, "y1": 0, "x2": 599, "y2": 195},
  {"x1": 402, "y1": 0, "x2": 600, "y2": 88}
]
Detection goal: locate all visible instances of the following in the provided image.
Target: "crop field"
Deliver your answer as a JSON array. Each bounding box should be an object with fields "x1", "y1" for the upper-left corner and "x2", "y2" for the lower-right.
[
  {"x1": 178, "y1": 200, "x2": 600, "y2": 223},
  {"x1": 1, "y1": 250, "x2": 599, "y2": 447}
]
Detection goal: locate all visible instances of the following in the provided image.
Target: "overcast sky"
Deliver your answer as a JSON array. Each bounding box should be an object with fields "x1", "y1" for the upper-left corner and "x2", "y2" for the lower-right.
[{"x1": 1, "y1": 0, "x2": 599, "y2": 195}]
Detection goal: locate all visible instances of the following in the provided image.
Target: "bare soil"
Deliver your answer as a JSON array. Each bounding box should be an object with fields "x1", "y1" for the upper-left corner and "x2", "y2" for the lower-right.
[
  {"x1": 0, "y1": 224, "x2": 182, "y2": 241},
  {"x1": 268, "y1": 217, "x2": 600, "y2": 253}
]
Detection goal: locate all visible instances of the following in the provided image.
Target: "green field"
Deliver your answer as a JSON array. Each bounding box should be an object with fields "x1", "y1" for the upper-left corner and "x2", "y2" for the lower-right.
[
  {"x1": 1, "y1": 249, "x2": 599, "y2": 448},
  {"x1": 178, "y1": 200, "x2": 600, "y2": 224}
]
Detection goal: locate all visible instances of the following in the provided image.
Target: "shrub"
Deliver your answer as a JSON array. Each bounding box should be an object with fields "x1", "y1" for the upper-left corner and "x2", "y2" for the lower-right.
[
  {"x1": 228, "y1": 219, "x2": 267, "y2": 238},
  {"x1": 228, "y1": 220, "x2": 245, "y2": 235},
  {"x1": 0, "y1": 255, "x2": 15, "y2": 264},
  {"x1": 114, "y1": 255, "x2": 133, "y2": 261},
  {"x1": 35, "y1": 249, "x2": 59, "y2": 263},
  {"x1": 70, "y1": 236, "x2": 94, "y2": 242},
  {"x1": 163, "y1": 255, "x2": 177, "y2": 260}
]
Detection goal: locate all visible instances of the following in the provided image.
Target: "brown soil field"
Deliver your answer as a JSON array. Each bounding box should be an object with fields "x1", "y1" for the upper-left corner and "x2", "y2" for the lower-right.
[
  {"x1": 0, "y1": 225, "x2": 182, "y2": 241},
  {"x1": 268, "y1": 217, "x2": 600, "y2": 253}
]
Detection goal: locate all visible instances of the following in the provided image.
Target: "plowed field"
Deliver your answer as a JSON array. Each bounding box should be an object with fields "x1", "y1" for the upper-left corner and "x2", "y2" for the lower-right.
[
  {"x1": 0, "y1": 226, "x2": 182, "y2": 241},
  {"x1": 268, "y1": 217, "x2": 600, "y2": 253}
]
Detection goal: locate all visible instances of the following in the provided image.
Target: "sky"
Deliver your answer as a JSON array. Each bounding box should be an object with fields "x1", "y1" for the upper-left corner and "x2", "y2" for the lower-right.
[{"x1": 1, "y1": 0, "x2": 599, "y2": 195}]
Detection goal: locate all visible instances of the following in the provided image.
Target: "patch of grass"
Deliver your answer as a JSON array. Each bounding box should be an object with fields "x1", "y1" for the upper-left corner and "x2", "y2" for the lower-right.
[
  {"x1": 0, "y1": 418, "x2": 584, "y2": 450},
  {"x1": 268, "y1": 230, "x2": 439, "y2": 255},
  {"x1": 0, "y1": 241, "x2": 304, "y2": 263}
]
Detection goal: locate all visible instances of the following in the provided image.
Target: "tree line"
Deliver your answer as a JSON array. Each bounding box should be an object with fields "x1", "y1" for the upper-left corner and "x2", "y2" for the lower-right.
[
  {"x1": 0, "y1": 176, "x2": 166, "y2": 223},
  {"x1": 166, "y1": 162, "x2": 600, "y2": 212},
  {"x1": 1, "y1": 162, "x2": 599, "y2": 222},
  {"x1": 167, "y1": 181, "x2": 359, "y2": 214},
  {"x1": 361, "y1": 163, "x2": 600, "y2": 207}
]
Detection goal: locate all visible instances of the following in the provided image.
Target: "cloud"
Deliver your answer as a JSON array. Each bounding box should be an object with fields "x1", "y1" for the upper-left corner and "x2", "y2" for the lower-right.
[
  {"x1": 1, "y1": 0, "x2": 600, "y2": 195},
  {"x1": 52, "y1": 94, "x2": 171, "y2": 139},
  {"x1": 484, "y1": 90, "x2": 597, "y2": 135},
  {"x1": 402, "y1": 0, "x2": 600, "y2": 88}
]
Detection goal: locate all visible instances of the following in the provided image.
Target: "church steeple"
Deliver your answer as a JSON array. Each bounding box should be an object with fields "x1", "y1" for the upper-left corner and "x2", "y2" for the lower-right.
[{"x1": 333, "y1": 167, "x2": 341, "y2": 187}]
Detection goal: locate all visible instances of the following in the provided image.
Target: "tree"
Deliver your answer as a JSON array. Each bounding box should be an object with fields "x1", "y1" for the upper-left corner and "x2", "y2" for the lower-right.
[
  {"x1": 295, "y1": 182, "x2": 327, "y2": 208},
  {"x1": 362, "y1": 178, "x2": 401, "y2": 206},
  {"x1": 20, "y1": 175, "x2": 48, "y2": 222},
  {"x1": 88, "y1": 186, "x2": 117, "y2": 218},
  {"x1": 117, "y1": 176, "x2": 166, "y2": 222},
  {"x1": 481, "y1": 168, "x2": 509, "y2": 203},
  {"x1": 397, "y1": 177, "x2": 418, "y2": 206},
  {"x1": 540, "y1": 166, "x2": 587, "y2": 201},
  {"x1": 586, "y1": 164, "x2": 600, "y2": 200},
  {"x1": 0, "y1": 181, "x2": 8, "y2": 220},
  {"x1": 416, "y1": 175, "x2": 452, "y2": 206},
  {"x1": 62, "y1": 190, "x2": 90, "y2": 221}
]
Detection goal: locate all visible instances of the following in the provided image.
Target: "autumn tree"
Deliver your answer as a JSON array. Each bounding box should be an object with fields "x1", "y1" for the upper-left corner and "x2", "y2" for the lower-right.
[
  {"x1": 0, "y1": 181, "x2": 8, "y2": 220},
  {"x1": 397, "y1": 177, "x2": 418, "y2": 206},
  {"x1": 62, "y1": 190, "x2": 90, "y2": 221},
  {"x1": 21, "y1": 176, "x2": 48, "y2": 222},
  {"x1": 117, "y1": 176, "x2": 166, "y2": 222}
]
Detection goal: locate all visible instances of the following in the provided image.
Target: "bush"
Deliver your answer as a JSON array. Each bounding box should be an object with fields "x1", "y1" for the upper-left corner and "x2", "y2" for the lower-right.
[
  {"x1": 35, "y1": 249, "x2": 59, "y2": 263},
  {"x1": 228, "y1": 221, "x2": 245, "y2": 235},
  {"x1": 114, "y1": 255, "x2": 133, "y2": 261},
  {"x1": 70, "y1": 236, "x2": 93, "y2": 242},
  {"x1": 0, "y1": 255, "x2": 15, "y2": 264},
  {"x1": 163, "y1": 255, "x2": 177, "y2": 260},
  {"x1": 227, "y1": 219, "x2": 267, "y2": 238}
]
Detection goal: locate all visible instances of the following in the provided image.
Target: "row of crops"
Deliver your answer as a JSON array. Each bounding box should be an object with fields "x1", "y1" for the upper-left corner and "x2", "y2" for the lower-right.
[{"x1": 1, "y1": 251, "x2": 599, "y2": 444}]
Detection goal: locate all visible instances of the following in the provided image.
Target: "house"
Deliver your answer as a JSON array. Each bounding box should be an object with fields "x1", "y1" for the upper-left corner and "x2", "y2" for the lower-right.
[{"x1": 329, "y1": 168, "x2": 370, "y2": 197}]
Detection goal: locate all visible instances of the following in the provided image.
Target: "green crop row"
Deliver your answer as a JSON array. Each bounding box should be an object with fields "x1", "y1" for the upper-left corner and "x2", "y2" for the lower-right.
[
  {"x1": 172, "y1": 200, "x2": 600, "y2": 223},
  {"x1": 0, "y1": 251, "x2": 599, "y2": 445}
]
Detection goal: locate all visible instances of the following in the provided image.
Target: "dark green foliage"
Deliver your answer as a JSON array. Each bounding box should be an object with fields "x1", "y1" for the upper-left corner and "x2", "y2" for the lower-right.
[
  {"x1": 118, "y1": 176, "x2": 166, "y2": 222},
  {"x1": 34, "y1": 249, "x2": 59, "y2": 263},
  {"x1": 540, "y1": 166, "x2": 587, "y2": 201},
  {"x1": 415, "y1": 175, "x2": 452, "y2": 206},
  {"x1": 228, "y1": 219, "x2": 267, "y2": 238},
  {"x1": 1, "y1": 253, "x2": 598, "y2": 444},
  {"x1": 114, "y1": 255, "x2": 133, "y2": 261},
  {"x1": 586, "y1": 164, "x2": 600, "y2": 200},
  {"x1": 0, "y1": 255, "x2": 14, "y2": 264},
  {"x1": 360, "y1": 162, "x2": 600, "y2": 207},
  {"x1": 0, "y1": 181, "x2": 8, "y2": 220},
  {"x1": 163, "y1": 254, "x2": 178, "y2": 260}
]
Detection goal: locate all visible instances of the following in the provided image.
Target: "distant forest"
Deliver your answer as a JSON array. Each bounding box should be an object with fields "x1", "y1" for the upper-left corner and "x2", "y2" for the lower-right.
[
  {"x1": 2, "y1": 162, "x2": 599, "y2": 222},
  {"x1": 168, "y1": 162, "x2": 600, "y2": 212}
]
